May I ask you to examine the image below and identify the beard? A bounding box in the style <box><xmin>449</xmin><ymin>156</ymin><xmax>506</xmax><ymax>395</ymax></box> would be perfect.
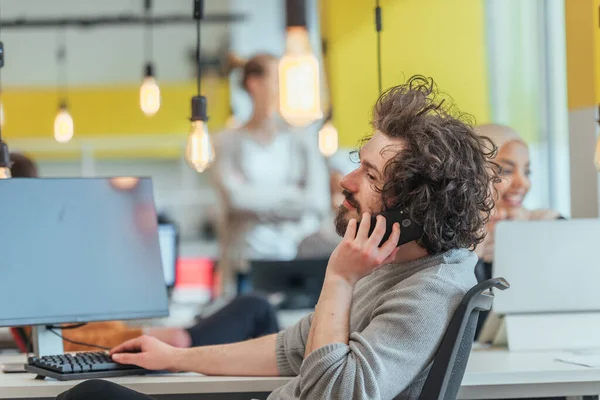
<box><xmin>334</xmin><ymin>205</ymin><xmax>350</xmax><ymax>237</ymax></box>
<box><xmin>334</xmin><ymin>190</ymin><xmax>362</xmax><ymax>237</ymax></box>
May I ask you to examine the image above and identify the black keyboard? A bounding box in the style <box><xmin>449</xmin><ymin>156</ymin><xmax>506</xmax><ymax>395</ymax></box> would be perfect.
<box><xmin>25</xmin><ymin>352</ymin><xmax>158</xmax><ymax>381</ymax></box>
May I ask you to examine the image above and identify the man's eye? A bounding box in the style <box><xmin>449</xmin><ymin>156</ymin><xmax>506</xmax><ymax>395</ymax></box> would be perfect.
<box><xmin>367</xmin><ymin>174</ymin><xmax>376</xmax><ymax>181</ymax></box>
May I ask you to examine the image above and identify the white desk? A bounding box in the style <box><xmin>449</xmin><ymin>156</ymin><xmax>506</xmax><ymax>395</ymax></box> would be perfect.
<box><xmin>2</xmin><ymin>349</ymin><xmax>600</xmax><ymax>399</ymax></box>
<box><xmin>459</xmin><ymin>349</ymin><xmax>600</xmax><ymax>399</ymax></box>
<box><xmin>0</xmin><ymin>354</ymin><xmax>291</xmax><ymax>399</ymax></box>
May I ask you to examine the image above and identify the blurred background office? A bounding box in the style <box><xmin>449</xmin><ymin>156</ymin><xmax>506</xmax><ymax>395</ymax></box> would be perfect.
<box><xmin>3</xmin><ymin>2</ymin><xmax>600</xmax><ymax>397</ymax></box>
<box><xmin>0</xmin><ymin>0</ymin><xmax>599</xmax><ymax>303</ymax></box>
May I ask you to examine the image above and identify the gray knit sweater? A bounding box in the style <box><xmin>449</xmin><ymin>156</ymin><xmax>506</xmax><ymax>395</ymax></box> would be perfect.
<box><xmin>269</xmin><ymin>248</ymin><xmax>477</xmax><ymax>400</ymax></box>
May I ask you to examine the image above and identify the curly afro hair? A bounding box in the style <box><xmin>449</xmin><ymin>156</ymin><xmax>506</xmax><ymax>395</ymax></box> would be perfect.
<box><xmin>370</xmin><ymin>75</ymin><xmax>499</xmax><ymax>254</ymax></box>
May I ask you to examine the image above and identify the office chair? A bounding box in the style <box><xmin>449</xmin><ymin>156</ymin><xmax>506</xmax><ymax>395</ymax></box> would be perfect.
<box><xmin>418</xmin><ymin>277</ymin><xmax>510</xmax><ymax>400</ymax></box>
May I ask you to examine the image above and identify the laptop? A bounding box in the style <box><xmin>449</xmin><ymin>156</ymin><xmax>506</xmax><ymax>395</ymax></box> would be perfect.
<box><xmin>479</xmin><ymin>218</ymin><xmax>600</xmax><ymax>348</ymax></box>
<box><xmin>493</xmin><ymin>218</ymin><xmax>600</xmax><ymax>315</ymax></box>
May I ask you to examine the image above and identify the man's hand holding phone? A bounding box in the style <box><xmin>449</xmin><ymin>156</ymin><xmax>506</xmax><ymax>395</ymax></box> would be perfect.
<box><xmin>304</xmin><ymin>213</ymin><xmax>400</xmax><ymax>357</ymax></box>
<box><xmin>327</xmin><ymin>213</ymin><xmax>401</xmax><ymax>286</ymax></box>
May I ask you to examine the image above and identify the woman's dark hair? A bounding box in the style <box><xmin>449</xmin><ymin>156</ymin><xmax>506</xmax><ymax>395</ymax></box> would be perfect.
<box><xmin>10</xmin><ymin>152</ymin><xmax>38</xmax><ymax>178</ymax></box>
<box><xmin>232</xmin><ymin>53</ymin><xmax>277</xmax><ymax>91</ymax></box>
<box><xmin>370</xmin><ymin>75</ymin><xmax>499</xmax><ymax>254</ymax></box>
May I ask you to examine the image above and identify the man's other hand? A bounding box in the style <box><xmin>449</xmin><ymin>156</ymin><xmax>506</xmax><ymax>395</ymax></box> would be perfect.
<box><xmin>110</xmin><ymin>335</ymin><xmax>182</xmax><ymax>372</ymax></box>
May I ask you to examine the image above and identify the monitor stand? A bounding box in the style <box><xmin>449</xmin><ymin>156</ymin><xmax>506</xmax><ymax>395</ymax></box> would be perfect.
<box><xmin>32</xmin><ymin>326</ymin><xmax>64</xmax><ymax>357</ymax></box>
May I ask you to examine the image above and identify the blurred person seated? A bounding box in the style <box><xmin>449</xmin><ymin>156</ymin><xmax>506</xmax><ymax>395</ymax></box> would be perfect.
<box><xmin>8</xmin><ymin>153</ymin><xmax>279</xmax><ymax>351</ymax></box>
<box><xmin>210</xmin><ymin>53</ymin><xmax>329</xmax><ymax>296</ymax></box>
<box><xmin>58</xmin><ymin>75</ymin><xmax>496</xmax><ymax>400</ymax></box>
<box><xmin>144</xmin><ymin>294</ymin><xmax>279</xmax><ymax>348</ymax></box>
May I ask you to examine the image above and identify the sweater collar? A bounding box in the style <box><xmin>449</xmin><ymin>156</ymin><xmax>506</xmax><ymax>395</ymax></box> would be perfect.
<box><xmin>375</xmin><ymin>248</ymin><xmax>474</xmax><ymax>277</ymax></box>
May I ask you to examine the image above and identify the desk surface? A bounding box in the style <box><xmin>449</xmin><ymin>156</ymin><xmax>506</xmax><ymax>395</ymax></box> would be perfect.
<box><xmin>459</xmin><ymin>348</ymin><xmax>600</xmax><ymax>399</ymax></box>
<box><xmin>2</xmin><ymin>349</ymin><xmax>600</xmax><ymax>399</ymax></box>
<box><xmin>0</xmin><ymin>354</ymin><xmax>291</xmax><ymax>399</ymax></box>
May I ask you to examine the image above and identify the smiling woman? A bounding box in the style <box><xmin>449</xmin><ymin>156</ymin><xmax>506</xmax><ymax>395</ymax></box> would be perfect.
<box><xmin>474</xmin><ymin>123</ymin><xmax>564</xmax><ymax>337</ymax></box>
<box><xmin>475</xmin><ymin>124</ymin><xmax>562</xmax><ymax>264</ymax></box>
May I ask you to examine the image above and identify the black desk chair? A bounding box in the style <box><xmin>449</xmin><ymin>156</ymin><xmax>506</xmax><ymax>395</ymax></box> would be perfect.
<box><xmin>419</xmin><ymin>277</ymin><xmax>510</xmax><ymax>400</ymax></box>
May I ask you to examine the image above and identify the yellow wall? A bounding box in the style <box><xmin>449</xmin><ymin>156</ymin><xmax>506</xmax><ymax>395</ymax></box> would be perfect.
<box><xmin>321</xmin><ymin>0</ymin><xmax>490</xmax><ymax>148</ymax></box>
<box><xmin>1</xmin><ymin>77</ymin><xmax>229</xmax><ymax>159</ymax></box>
<box><xmin>564</xmin><ymin>0</ymin><xmax>599</xmax><ymax>110</ymax></box>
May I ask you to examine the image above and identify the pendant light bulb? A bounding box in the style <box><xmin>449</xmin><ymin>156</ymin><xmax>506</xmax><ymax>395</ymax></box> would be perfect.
<box><xmin>318</xmin><ymin>120</ymin><xmax>338</xmax><ymax>157</ymax></box>
<box><xmin>185</xmin><ymin>120</ymin><xmax>214</xmax><ymax>173</ymax></box>
<box><xmin>140</xmin><ymin>64</ymin><xmax>160</xmax><ymax>116</ymax></box>
<box><xmin>54</xmin><ymin>103</ymin><xmax>74</xmax><ymax>144</ymax></box>
<box><xmin>279</xmin><ymin>26</ymin><xmax>323</xmax><ymax>127</ymax></box>
<box><xmin>187</xmin><ymin>1</ymin><xmax>214</xmax><ymax>173</ymax></box>
<box><xmin>185</xmin><ymin>96</ymin><xmax>215</xmax><ymax>173</ymax></box>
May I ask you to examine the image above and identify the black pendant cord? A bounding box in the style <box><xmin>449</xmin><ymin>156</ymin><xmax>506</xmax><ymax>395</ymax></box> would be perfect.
<box><xmin>190</xmin><ymin>0</ymin><xmax>207</xmax><ymax>123</ymax></box>
<box><xmin>144</xmin><ymin>0</ymin><xmax>153</xmax><ymax>70</ymax></box>
<box><xmin>196</xmin><ymin>12</ymin><xmax>201</xmax><ymax>96</ymax></box>
<box><xmin>57</xmin><ymin>28</ymin><xmax>68</xmax><ymax>107</ymax></box>
<box><xmin>375</xmin><ymin>0</ymin><xmax>382</xmax><ymax>94</ymax></box>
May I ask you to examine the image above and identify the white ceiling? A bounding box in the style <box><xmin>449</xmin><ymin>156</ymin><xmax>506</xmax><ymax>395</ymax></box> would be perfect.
<box><xmin>0</xmin><ymin>0</ymin><xmax>236</xmax><ymax>86</ymax></box>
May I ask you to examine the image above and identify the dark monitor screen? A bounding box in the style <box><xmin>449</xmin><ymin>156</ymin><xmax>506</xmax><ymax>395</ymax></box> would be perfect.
<box><xmin>0</xmin><ymin>177</ymin><xmax>169</xmax><ymax>327</ymax></box>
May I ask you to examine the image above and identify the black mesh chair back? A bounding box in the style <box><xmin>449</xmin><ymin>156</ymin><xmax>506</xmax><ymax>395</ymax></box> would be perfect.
<box><xmin>418</xmin><ymin>277</ymin><xmax>510</xmax><ymax>400</ymax></box>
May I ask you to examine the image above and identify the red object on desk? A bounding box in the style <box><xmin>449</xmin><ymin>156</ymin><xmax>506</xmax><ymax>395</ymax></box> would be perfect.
<box><xmin>9</xmin><ymin>327</ymin><xmax>28</xmax><ymax>353</ymax></box>
<box><xmin>175</xmin><ymin>257</ymin><xmax>214</xmax><ymax>291</ymax></box>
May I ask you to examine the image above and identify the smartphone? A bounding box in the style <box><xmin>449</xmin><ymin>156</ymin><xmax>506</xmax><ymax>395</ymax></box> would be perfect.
<box><xmin>365</xmin><ymin>207</ymin><xmax>424</xmax><ymax>247</ymax></box>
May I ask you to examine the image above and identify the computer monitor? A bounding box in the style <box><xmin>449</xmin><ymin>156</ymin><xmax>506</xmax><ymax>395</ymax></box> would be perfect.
<box><xmin>0</xmin><ymin>177</ymin><xmax>169</xmax><ymax>356</ymax></box>
<box><xmin>494</xmin><ymin>218</ymin><xmax>600</xmax><ymax>314</ymax></box>
<box><xmin>487</xmin><ymin>219</ymin><xmax>600</xmax><ymax>351</ymax></box>
<box><xmin>249</xmin><ymin>259</ymin><xmax>328</xmax><ymax>310</ymax></box>
<box><xmin>158</xmin><ymin>223</ymin><xmax>178</xmax><ymax>291</ymax></box>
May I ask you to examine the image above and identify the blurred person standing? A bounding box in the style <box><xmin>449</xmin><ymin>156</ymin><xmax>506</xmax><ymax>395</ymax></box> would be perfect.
<box><xmin>211</xmin><ymin>54</ymin><xmax>329</xmax><ymax>296</ymax></box>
